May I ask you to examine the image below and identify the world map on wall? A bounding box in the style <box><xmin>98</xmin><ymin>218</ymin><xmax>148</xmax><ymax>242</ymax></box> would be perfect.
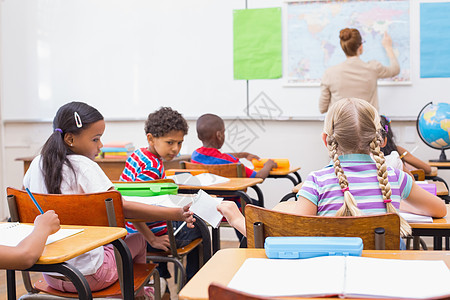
<box><xmin>286</xmin><ymin>0</ymin><xmax>410</xmax><ymax>85</ymax></box>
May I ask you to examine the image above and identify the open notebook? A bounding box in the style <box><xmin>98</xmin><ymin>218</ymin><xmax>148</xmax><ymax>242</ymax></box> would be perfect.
<box><xmin>168</xmin><ymin>173</ymin><xmax>230</xmax><ymax>186</ymax></box>
<box><xmin>228</xmin><ymin>256</ymin><xmax>450</xmax><ymax>299</ymax></box>
<box><xmin>0</xmin><ymin>223</ymin><xmax>84</xmax><ymax>247</ymax></box>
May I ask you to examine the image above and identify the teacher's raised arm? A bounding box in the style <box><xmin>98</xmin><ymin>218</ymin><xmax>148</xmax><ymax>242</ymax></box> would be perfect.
<box><xmin>319</xmin><ymin>28</ymin><xmax>400</xmax><ymax>114</ymax></box>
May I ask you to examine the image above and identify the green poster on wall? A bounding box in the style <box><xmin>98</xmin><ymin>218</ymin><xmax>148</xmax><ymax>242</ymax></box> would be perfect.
<box><xmin>233</xmin><ymin>7</ymin><xmax>282</xmax><ymax>80</ymax></box>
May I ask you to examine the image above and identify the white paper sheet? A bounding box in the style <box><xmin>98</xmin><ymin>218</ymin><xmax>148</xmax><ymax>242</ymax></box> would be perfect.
<box><xmin>168</xmin><ymin>173</ymin><xmax>230</xmax><ymax>186</ymax></box>
<box><xmin>0</xmin><ymin>223</ymin><xmax>83</xmax><ymax>247</ymax></box>
<box><xmin>189</xmin><ymin>190</ymin><xmax>224</xmax><ymax>228</ymax></box>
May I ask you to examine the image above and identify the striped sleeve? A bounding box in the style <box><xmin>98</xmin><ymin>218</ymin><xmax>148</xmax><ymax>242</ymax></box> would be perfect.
<box><xmin>394</xmin><ymin>168</ymin><xmax>413</xmax><ymax>199</ymax></box>
<box><xmin>136</xmin><ymin>167</ymin><xmax>162</xmax><ymax>181</ymax></box>
<box><xmin>297</xmin><ymin>172</ymin><xmax>320</xmax><ymax>206</ymax></box>
<box><xmin>245</xmin><ymin>167</ymin><xmax>257</xmax><ymax>178</ymax></box>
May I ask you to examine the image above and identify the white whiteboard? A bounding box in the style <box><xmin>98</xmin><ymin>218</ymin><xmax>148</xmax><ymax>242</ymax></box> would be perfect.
<box><xmin>2</xmin><ymin>0</ymin><xmax>450</xmax><ymax>121</ymax></box>
<box><xmin>1</xmin><ymin>0</ymin><xmax>246</xmax><ymax>121</ymax></box>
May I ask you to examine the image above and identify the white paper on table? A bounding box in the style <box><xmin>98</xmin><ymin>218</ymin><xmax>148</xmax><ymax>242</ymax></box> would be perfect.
<box><xmin>0</xmin><ymin>223</ymin><xmax>83</xmax><ymax>247</ymax></box>
<box><xmin>399</xmin><ymin>211</ymin><xmax>433</xmax><ymax>223</ymax></box>
<box><xmin>168</xmin><ymin>173</ymin><xmax>230</xmax><ymax>186</ymax></box>
<box><xmin>189</xmin><ymin>190</ymin><xmax>223</xmax><ymax>228</ymax></box>
<box><xmin>122</xmin><ymin>194</ymin><xmax>195</xmax><ymax>208</ymax></box>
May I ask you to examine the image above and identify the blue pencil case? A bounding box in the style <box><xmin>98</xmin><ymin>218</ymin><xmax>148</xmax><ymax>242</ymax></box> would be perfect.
<box><xmin>264</xmin><ymin>236</ymin><xmax>363</xmax><ymax>259</ymax></box>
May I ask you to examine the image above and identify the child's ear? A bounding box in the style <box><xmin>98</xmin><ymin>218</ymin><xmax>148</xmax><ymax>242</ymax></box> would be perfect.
<box><xmin>321</xmin><ymin>133</ymin><xmax>328</xmax><ymax>148</ymax></box>
<box><xmin>216</xmin><ymin>130</ymin><xmax>223</xmax><ymax>140</ymax></box>
<box><xmin>146</xmin><ymin>133</ymin><xmax>155</xmax><ymax>146</ymax></box>
<box><xmin>381</xmin><ymin>137</ymin><xmax>387</xmax><ymax>148</ymax></box>
<box><xmin>64</xmin><ymin>133</ymin><xmax>74</xmax><ymax>147</ymax></box>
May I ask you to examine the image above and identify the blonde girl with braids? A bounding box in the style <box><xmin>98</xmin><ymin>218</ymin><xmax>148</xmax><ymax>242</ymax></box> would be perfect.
<box><xmin>296</xmin><ymin>98</ymin><xmax>446</xmax><ymax>238</ymax></box>
<box><xmin>217</xmin><ymin>98</ymin><xmax>446</xmax><ymax>240</ymax></box>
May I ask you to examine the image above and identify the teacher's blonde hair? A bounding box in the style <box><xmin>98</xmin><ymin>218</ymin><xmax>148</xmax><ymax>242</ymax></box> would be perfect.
<box><xmin>323</xmin><ymin>98</ymin><xmax>411</xmax><ymax>237</ymax></box>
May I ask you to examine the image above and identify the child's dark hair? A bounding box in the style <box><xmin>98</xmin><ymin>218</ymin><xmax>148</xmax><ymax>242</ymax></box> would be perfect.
<box><xmin>144</xmin><ymin>107</ymin><xmax>188</xmax><ymax>137</ymax></box>
<box><xmin>41</xmin><ymin>102</ymin><xmax>104</xmax><ymax>194</ymax></box>
<box><xmin>380</xmin><ymin>115</ymin><xmax>398</xmax><ymax>156</ymax></box>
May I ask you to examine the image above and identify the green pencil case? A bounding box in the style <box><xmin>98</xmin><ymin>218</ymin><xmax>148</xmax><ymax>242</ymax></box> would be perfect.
<box><xmin>114</xmin><ymin>182</ymin><xmax>178</xmax><ymax>197</ymax></box>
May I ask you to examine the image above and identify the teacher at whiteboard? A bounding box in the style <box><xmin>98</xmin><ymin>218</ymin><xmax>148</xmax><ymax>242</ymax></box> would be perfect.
<box><xmin>319</xmin><ymin>28</ymin><xmax>399</xmax><ymax>113</ymax></box>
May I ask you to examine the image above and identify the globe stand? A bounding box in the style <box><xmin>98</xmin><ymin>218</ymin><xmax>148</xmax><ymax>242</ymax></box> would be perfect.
<box><xmin>429</xmin><ymin>149</ymin><xmax>449</xmax><ymax>162</ymax></box>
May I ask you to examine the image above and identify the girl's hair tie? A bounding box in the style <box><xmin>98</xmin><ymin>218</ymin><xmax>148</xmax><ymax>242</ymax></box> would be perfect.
<box><xmin>54</xmin><ymin>128</ymin><xmax>63</xmax><ymax>134</ymax></box>
<box><xmin>341</xmin><ymin>187</ymin><xmax>349</xmax><ymax>193</ymax></box>
<box><xmin>384</xmin><ymin>125</ymin><xmax>389</xmax><ymax>133</ymax></box>
<box><xmin>383</xmin><ymin>199</ymin><xmax>392</xmax><ymax>203</ymax></box>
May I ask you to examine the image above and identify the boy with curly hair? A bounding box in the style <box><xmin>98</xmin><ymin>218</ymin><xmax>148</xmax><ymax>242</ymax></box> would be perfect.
<box><xmin>120</xmin><ymin>107</ymin><xmax>201</xmax><ymax>285</ymax></box>
<box><xmin>121</xmin><ymin>107</ymin><xmax>188</xmax><ymax>181</ymax></box>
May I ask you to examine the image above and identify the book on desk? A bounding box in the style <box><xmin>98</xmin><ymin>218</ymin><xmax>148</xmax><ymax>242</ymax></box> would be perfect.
<box><xmin>228</xmin><ymin>256</ymin><xmax>450</xmax><ymax>299</ymax></box>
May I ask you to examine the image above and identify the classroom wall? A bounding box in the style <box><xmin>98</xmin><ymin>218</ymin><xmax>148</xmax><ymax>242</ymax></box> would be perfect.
<box><xmin>3</xmin><ymin>0</ymin><xmax>450</xmax><ymax>121</ymax></box>
<box><xmin>1</xmin><ymin>119</ymin><xmax>448</xmax><ymax>225</ymax></box>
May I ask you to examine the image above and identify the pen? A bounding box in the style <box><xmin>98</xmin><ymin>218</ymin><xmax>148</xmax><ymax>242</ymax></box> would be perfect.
<box><xmin>399</xmin><ymin>151</ymin><xmax>408</xmax><ymax>159</ymax></box>
<box><xmin>399</xmin><ymin>146</ymin><xmax>419</xmax><ymax>159</ymax></box>
<box><xmin>174</xmin><ymin>222</ymin><xmax>186</xmax><ymax>236</ymax></box>
<box><xmin>25</xmin><ymin>188</ymin><xmax>44</xmax><ymax>214</ymax></box>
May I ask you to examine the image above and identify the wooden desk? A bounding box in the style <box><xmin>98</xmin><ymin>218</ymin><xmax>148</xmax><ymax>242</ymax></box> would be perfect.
<box><xmin>7</xmin><ymin>225</ymin><xmax>130</xmax><ymax>300</ymax></box>
<box><xmin>178</xmin><ymin>178</ymin><xmax>263</xmax><ymax>253</ymax></box>
<box><xmin>410</xmin><ymin>204</ymin><xmax>450</xmax><ymax>250</ymax></box>
<box><xmin>178</xmin><ymin>178</ymin><xmax>264</xmax><ymax>206</ymax></box>
<box><xmin>432</xmin><ymin>180</ymin><xmax>449</xmax><ymax>196</ymax></box>
<box><xmin>267</xmin><ymin>166</ymin><xmax>302</xmax><ymax>186</ymax></box>
<box><xmin>16</xmin><ymin>154</ymin><xmax>191</xmax><ymax>181</ymax></box>
<box><xmin>426</xmin><ymin>166</ymin><xmax>439</xmax><ymax>177</ymax></box>
<box><xmin>179</xmin><ymin>248</ymin><xmax>450</xmax><ymax>300</ymax></box>
<box><xmin>429</xmin><ymin>161</ymin><xmax>450</xmax><ymax>170</ymax></box>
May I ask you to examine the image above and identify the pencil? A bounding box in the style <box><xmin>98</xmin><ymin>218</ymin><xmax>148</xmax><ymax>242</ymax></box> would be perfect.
<box><xmin>25</xmin><ymin>188</ymin><xmax>44</xmax><ymax>214</ymax></box>
<box><xmin>174</xmin><ymin>222</ymin><xmax>186</xmax><ymax>236</ymax></box>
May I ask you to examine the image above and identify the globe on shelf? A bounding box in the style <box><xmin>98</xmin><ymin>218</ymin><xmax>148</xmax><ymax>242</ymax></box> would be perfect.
<box><xmin>416</xmin><ymin>102</ymin><xmax>450</xmax><ymax>162</ymax></box>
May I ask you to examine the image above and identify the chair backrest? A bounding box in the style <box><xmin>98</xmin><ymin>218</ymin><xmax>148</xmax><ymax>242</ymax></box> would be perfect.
<box><xmin>7</xmin><ymin>187</ymin><xmax>125</xmax><ymax>228</ymax></box>
<box><xmin>410</xmin><ymin>169</ymin><xmax>425</xmax><ymax>181</ymax></box>
<box><xmin>180</xmin><ymin>161</ymin><xmax>245</xmax><ymax>178</ymax></box>
<box><xmin>245</xmin><ymin>205</ymin><xmax>401</xmax><ymax>250</ymax></box>
<box><xmin>208</xmin><ymin>283</ymin><xmax>267</xmax><ymax>300</ymax></box>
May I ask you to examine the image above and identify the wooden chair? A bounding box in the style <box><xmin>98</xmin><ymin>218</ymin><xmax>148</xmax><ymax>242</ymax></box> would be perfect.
<box><xmin>180</xmin><ymin>161</ymin><xmax>245</xmax><ymax>178</ymax></box>
<box><xmin>208</xmin><ymin>282</ymin><xmax>268</xmax><ymax>300</ymax></box>
<box><xmin>146</xmin><ymin>217</ymin><xmax>211</xmax><ymax>293</ymax></box>
<box><xmin>112</xmin><ymin>180</ymin><xmax>212</xmax><ymax>293</ymax></box>
<box><xmin>245</xmin><ymin>205</ymin><xmax>401</xmax><ymax>250</ymax></box>
<box><xmin>7</xmin><ymin>187</ymin><xmax>159</xmax><ymax>299</ymax></box>
<box><xmin>411</xmin><ymin>169</ymin><xmax>426</xmax><ymax>181</ymax></box>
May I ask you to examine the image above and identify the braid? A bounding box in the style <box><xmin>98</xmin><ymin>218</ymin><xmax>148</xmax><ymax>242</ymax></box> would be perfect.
<box><xmin>329</xmin><ymin>138</ymin><xmax>362</xmax><ymax>217</ymax></box>
<box><xmin>370</xmin><ymin>136</ymin><xmax>411</xmax><ymax>237</ymax></box>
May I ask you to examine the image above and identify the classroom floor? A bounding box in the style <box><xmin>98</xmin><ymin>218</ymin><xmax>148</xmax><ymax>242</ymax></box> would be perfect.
<box><xmin>0</xmin><ymin>240</ymin><xmax>240</xmax><ymax>300</ymax></box>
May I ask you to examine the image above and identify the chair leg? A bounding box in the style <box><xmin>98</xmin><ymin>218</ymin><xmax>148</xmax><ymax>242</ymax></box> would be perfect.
<box><xmin>405</xmin><ymin>236</ymin><xmax>411</xmax><ymax>250</ymax></box>
<box><xmin>419</xmin><ymin>238</ymin><xmax>428</xmax><ymax>250</ymax></box>
<box><xmin>148</xmin><ymin>268</ymin><xmax>161</xmax><ymax>300</ymax></box>
<box><xmin>21</xmin><ymin>271</ymin><xmax>40</xmax><ymax>294</ymax></box>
